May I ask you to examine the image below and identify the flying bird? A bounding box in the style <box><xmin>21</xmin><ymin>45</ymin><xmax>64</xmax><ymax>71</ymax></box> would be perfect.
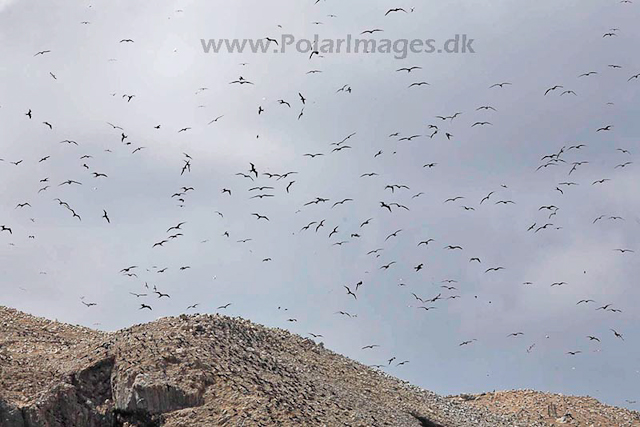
<box><xmin>550</xmin><ymin>282</ymin><xmax>567</xmax><ymax>287</ymax></box>
<box><xmin>385</xmin><ymin>8</ymin><xmax>407</xmax><ymax>15</ymax></box>
<box><xmin>332</xmin><ymin>198</ymin><xmax>353</xmax><ymax>208</ymax></box>
<box><xmin>396</xmin><ymin>66</ymin><xmax>421</xmax><ymax>72</ymax></box>
<box><xmin>380</xmin><ymin>261</ymin><xmax>397</xmax><ymax>270</ymax></box>
<box><xmin>167</xmin><ymin>222</ymin><xmax>186</xmax><ymax>232</ymax></box>
<box><xmin>610</xmin><ymin>329</ymin><xmax>624</xmax><ymax>341</ymax></box>
<box><xmin>344</xmin><ymin>286</ymin><xmax>357</xmax><ymax>300</ymax></box>
<box><xmin>444</xmin><ymin>196</ymin><xmax>464</xmax><ymax>203</ymax></box>
<box><xmin>544</xmin><ymin>85</ymin><xmax>563</xmax><ymax>95</ymax></box>
<box><xmin>592</xmin><ymin>179</ymin><xmax>610</xmax><ymax>185</ymax></box>
<box><xmin>385</xmin><ymin>230</ymin><xmax>402</xmax><ymax>241</ymax></box>
<box><xmin>614</xmin><ymin>248</ymin><xmax>635</xmax><ymax>253</ymax></box>
<box><xmin>129</xmin><ymin>292</ymin><xmax>147</xmax><ymax>298</ymax></box>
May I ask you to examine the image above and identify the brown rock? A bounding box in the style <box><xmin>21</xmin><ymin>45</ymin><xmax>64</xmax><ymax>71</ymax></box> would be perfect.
<box><xmin>2</xmin><ymin>306</ymin><xmax>638</xmax><ymax>427</ymax></box>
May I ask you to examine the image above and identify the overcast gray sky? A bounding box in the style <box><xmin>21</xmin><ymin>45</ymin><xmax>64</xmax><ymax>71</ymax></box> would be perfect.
<box><xmin>1</xmin><ymin>0</ymin><xmax>639</xmax><ymax>411</ymax></box>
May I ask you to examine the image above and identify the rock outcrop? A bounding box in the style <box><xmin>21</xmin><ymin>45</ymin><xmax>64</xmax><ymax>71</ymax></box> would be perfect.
<box><xmin>1</xmin><ymin>306</ymin><xmax>638</xmax><ymax>426</ymax></box>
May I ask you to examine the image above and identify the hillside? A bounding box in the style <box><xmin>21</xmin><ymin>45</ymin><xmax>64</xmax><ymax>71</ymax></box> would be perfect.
<box><xmin>0</xmin><ymin>306</ymin><xmax>638</xmax><ymax>427</ymax></box>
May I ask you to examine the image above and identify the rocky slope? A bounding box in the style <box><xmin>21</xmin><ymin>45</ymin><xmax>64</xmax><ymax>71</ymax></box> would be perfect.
<box><xmin>451</xmin><ymin>390</ymin><xmax>640</xmax><ymax>426</ymax></box>
<box><xmin>0</xmin><ymin>306</ymin><xmax>638</xmax><ymax>427</ymax></box>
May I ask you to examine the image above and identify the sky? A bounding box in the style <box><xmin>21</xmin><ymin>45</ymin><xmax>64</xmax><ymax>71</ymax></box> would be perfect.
<box><xmin>1</xmin><ymin>0</ymin><xmax>639</xmax><ymax>411</ymax></box>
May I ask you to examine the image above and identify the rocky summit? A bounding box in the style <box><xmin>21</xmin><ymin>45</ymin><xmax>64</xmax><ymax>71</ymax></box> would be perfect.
<box><xmin>0</xmin><ymin>306</ymin><xmax>638</xmax><ymax>427</ymax></box>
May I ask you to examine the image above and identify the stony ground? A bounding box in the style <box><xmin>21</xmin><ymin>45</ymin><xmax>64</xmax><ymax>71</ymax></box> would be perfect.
<box><xmin>0</xmin><ymin>306</ymin><xmax>638</xmax><ymax>426</ymax></box>
<box><xmin>449</xmin><ymin>390</ymin><xmax>640</xmax><ymax>426</ymax></box>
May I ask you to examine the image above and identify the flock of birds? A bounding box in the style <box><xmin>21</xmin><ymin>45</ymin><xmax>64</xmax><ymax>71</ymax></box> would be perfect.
<box><xmin>1</xmin><ymin>0</ymin><xmax>638</xmax><ymax>406</ymax></box>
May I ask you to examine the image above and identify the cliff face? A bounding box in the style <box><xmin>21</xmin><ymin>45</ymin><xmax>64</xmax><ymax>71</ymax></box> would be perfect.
<box><xmin>1</xmin><ymin>307</ymin><xmax>638</xmax><ymax>427</ymax></box>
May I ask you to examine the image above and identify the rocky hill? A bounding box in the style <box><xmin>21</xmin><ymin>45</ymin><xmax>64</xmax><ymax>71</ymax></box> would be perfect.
<box><xmin>0</xmin><ymin>306</ymin><xmax>638</xmax><ymax>427</ymax></box>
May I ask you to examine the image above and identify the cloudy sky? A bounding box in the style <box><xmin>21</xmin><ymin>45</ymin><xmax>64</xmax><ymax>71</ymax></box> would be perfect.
<box><xmin>1</xmin><ymin>0</ymin><xmax>639</xmax><ymax>410</ymax></box>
